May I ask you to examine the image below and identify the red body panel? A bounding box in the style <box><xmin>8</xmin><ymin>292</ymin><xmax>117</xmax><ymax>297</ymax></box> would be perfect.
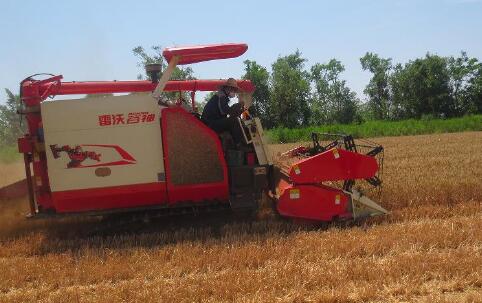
<box><xmin>289</xmin><ymin>148</ymin><xmax>378</xmax><ymax>184</ymax></box>
<box><xmin>277</xmin><ymin>185</ymin><xmax>352</xmax><ymax>221</ymax></box>
<box><xmin>51</xmin><ymin>182</ymin><xmax>168</xmax><ymax>213</ymax></box>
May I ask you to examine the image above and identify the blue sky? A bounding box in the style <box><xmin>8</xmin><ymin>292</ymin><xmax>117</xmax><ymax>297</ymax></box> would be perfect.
<box><xmin>1</xmin><ymin>0</ymin><xmax>481</xmax><ymax>104</ymax></box>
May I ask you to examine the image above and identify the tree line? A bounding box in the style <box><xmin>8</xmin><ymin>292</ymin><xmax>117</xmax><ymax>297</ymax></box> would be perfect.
<box><xmin>243</xmin><ymin>51</ymin><xmax>482</xmax><ymax>129</ymax></box>
<box><xmin>2</xmin><ymin>47</ymin><xmax>481</xmax><ymax>145</ymax></box>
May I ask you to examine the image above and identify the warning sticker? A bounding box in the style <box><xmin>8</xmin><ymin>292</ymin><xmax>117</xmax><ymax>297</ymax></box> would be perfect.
<box><xmin>333</xmin><ymin>149</ymin><xmax>340</xmax><ymax>159</ymax></box>
<box><xmin>335</xmin><ymin>194</ymin><xmax>341</xmax><ymax>205</ymax></box>
<box><xmin>290</xmin><ymin>189</ymin><xmax>300</xmax><ymax>199</ymax></box>
<box><xmin>293</xmin><ymin>165</ymin><xmax>301</xmax><ymax>175</ymax></box>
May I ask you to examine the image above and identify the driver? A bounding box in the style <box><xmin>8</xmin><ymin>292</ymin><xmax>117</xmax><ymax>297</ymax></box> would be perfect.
<box><xmin>201</xmin><ymin>78</ymin><xmax>245</xmax><ymax>144</ymax></box>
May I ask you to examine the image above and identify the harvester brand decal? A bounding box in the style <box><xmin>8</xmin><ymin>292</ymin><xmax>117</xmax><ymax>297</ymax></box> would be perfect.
<box><xmin>335</xmin><ymin>194</ymin><xmax>341</xmax><ymax>205</ymax></box>
<box><xmin>293</xmin><ymin>165</ymin><xmax>301</xmax><ymax>175</ymax></box>
<box><xmin>289</xmin><ymin>188</ymin><xmax>300</xmax><ymax>200</ymax></box>
<box><xmin>50</xmin><ymin>144</ymin><xmax>136</xmax><ymax>168</ymax></box>
<box><xmin>98</xmin><ymin>112</ymin><xmax>156</xmax><ymax>127</ymax></box>
<box><xmin>332</xmin><ymin>148</ymin><xmax>340</xmax><ymax>159</ymax></box>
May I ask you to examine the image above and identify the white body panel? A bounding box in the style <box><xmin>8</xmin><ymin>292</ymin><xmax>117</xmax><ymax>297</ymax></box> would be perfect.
<box><xmin>41</xmin><ymin>94</ymin><xmax>164</xmax><ymax>192</ymax></box>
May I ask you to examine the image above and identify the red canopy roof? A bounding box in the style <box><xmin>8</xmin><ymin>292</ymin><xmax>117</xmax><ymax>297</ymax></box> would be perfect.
<box><xmin>163</xmin><ymin>43</ymin><xmax>248</xmax><ymax>65</ymax></box>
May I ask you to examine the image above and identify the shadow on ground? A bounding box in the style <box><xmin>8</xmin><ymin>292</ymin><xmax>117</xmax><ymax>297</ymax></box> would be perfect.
<box><xmin>0</xmin><ymin>196</ymin><xmax>375</xmax><ymax>256</ymax></box>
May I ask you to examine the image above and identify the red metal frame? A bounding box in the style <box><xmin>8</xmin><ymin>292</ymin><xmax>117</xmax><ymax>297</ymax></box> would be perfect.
<box><xmin>21</xmin><ymin>78</ymin><xmax>254</xmax><ymax>105</ymax></box>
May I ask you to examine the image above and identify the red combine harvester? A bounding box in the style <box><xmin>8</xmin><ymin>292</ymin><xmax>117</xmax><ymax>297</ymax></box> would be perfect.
<box><xmin>16</xmin><ymin>43</ymin><xmax>388</xmax><ymax>222</ymax></box>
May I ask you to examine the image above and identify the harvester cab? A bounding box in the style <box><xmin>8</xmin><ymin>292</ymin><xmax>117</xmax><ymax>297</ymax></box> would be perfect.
<box><xmin>16</xmin><ymin>43</ymin><xmax>387</xmax><ymax>223</ymax></box>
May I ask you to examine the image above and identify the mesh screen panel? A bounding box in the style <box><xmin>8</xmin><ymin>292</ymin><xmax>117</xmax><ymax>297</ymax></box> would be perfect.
<box><xmin>164</xmin><ymin>110</ymin><xmax>224</xmax><ymax>185</ymax></box>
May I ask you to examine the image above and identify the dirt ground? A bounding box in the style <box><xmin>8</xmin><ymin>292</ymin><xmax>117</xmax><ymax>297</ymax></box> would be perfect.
<box><xmin>0</xmin><ymin>132</ymin><xmax>481</xmax><ymax>303</ymax></box>
<box><xmin>0</xmin><ymin>162</ymin><xmax>25</xmax><ymax>188</ymax></box>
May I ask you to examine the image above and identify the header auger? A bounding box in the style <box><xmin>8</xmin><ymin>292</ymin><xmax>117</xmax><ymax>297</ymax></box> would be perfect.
<box><xmin>14</xmin><ymin>43</ymin><xmax>387</xmax><ymax>224</ymax></box>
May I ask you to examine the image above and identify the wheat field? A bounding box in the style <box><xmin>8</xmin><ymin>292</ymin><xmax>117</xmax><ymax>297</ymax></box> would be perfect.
<box><xmin>0</xmin><ymin>132</ymin><xmax>481</xmax><ymax>303</ymax></box>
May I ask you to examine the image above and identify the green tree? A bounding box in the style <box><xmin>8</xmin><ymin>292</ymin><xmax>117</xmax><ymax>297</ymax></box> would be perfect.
<box><xmin>310</xmin><ymin>59</ymin><xmax>359</xmax><ymax>124</ymax></box>
<box><xmin>447</xmin><ymin>52</ymin><xmax>480</xmax><ymax>114</ymax></box>
<box><xmin>0</xmin><ymin>89</ymin><xmax>25</xmax><ymax>145</ymax></box>
<box><xmin>390</xmin><ymin>54</ymin><xmax>454</xmax><ymax>119</ymax></box>
<box><xmin>360</xmin><ymin>53</ymin><xmax>392</xmax><ymax>120</ymax></box>
<box><xmin>241</xmin><ymin>60</ymin><xmax>271</xmax><ymax>127</ymax></box>
<box><xmin>269</xmin><ymin>50</ymin><xmax>311</xmax><ymax>128</ymax></box>
<box><xmin>465</xmin><ymin>63</ymin><xmax>482</xmax><ymax>113</ymax></box>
